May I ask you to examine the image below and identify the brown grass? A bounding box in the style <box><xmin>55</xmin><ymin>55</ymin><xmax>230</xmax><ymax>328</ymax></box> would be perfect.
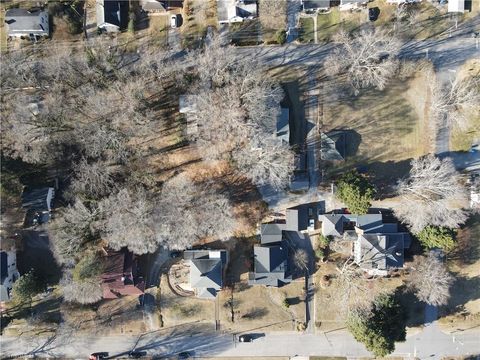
<box><xmin>218</xmin><ymin>283</ymin><xmax>296</xmax><ymax>332</ymax></box>
<box><xmin>321</xmin><ymin>66</ymin><xmax>431</xmax><ymax>183</ymax></box>
<box><xmin>439</xmin><ymin>215</ymin><xmax>480</xmax><ymax>332</ymax></box>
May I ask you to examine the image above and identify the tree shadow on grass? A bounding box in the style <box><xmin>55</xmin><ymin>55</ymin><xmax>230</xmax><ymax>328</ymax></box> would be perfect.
<box><xmin>394</xmin><ymin>286</ymin><xmax>425</xmax><ymax>328</ymax></box>
<box><xmin>441</xmin><ymin>274</ymin><xmax>480</xmax><ymax>317</ymax></box>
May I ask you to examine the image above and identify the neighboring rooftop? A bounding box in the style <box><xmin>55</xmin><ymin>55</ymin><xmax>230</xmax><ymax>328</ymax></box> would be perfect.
<box><xmin>96</xmin><ymin>0</ymin><xmax>129</xmax><ymax>32</ymax></box>
<box><xmin>250</xmin><ymin>242</ymin><xmax>291</xmax><ymax>287</ymax></box>
<box><xmin>4</xmin><ymin>8</ymin><xmax>49</xmax><ymax>38</ymax></box>
<box><xmin>302</xmin><ymin>0</ymin><xmax>331</xmax><ymax>11</ymax></box>
<box><xmin>101</xmin><ymin>248</ymin><xmax>145</xmax><ymax>299</ymax></box>
<box><xmin>321</xmin><ymin>131</ymin><xmax>346</xmax><ymax>162</ymax></box>
<box><xmin>217</xmin><ymin>0</ymin><xmax>258</xmax><ymax>24</ymax></box>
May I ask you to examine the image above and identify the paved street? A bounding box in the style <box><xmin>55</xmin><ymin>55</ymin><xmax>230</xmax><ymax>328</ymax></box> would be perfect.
<box><xmin>1</xmin><ymin>323</ymin><xmax>479</xmax><ymax>359</ymax></box>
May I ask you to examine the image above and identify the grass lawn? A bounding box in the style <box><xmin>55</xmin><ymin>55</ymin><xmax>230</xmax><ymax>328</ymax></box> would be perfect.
<box><xmin>298</xmin><ymin>17</ymin><xmax>314</xmax><ymax>43</ymax></box>
<box><xmin>218</xmin><ymin>283</ymin><xmax>295</xmax><ymax>332</ymax></box>
<box><xmin>181</xmin><ymin>0</ymin><xmax>217</xmax><ymax>48</ymax></box>
<box><xmin>146</xmin><ymin>14</ymin><xmax>168</xmax><ymax>47</ymax></box>
<box><xmin>229</xmin><ymin>19</ymin><xmax>262</xmax><ymax>46</ymax></box>
<box><xmin>321</xmin><ymin>67</ymin><xmax>431</xmax><ymax>185</ymax></box>
<box><xmin>316</xmin><ymin>9</ymin><xmax>364</xmax><ymax>42</ymax></box>
<box><xmin>0</xmin><ymin>7</ymin><xmax>6</xmax><ymax>52</ymax></box>
<box><xmin>160</xmin><ymin>274</ymin><xmax>215</xmax><ymax>326</ymax></box>
<box><xmin>450</xmin><ymin>59</ymin><xmax>480</xmax><ymax>151</ymax></box>
<box><xmin>439</xmin><ymin>215</ymin><xmax>480</xmax><ymax>332</ymax></box>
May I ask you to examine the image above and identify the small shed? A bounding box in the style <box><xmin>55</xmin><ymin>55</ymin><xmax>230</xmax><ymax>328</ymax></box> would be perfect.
<box><xmin>448</xmin><ymin>0</ymin><xmax>465</xmax><ymax>13</ymax></box>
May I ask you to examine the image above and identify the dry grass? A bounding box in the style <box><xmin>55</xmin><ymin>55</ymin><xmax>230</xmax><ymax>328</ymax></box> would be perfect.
<box><xmin>450</xmin><ymin>59</ymin><xmax>480</xmax><ymax>151</ymax></box>
<box><xmin>160</xmin><ymin>274</ymin><xmax>215</xmax><ymax>326</ymax></box>
<box><xmin>321</xmin><ymin>66</ymin><xmax>431</xmax><ymax>183</ymax></box>
<box><xmin>218</xmin><ymin>283</ymin><xmax>296</xmax><ymax>332</ymax></box>
<box><xmin>182</xmin><ymin>0</ymin><xmax>217</xmax><ymax>48</ymax></box>
<box><xmin>439</xmin><ymin>215</ymin><xmax>480</xmax><ymax>332</ymax></box>
<box><xmin>313</xmin><ymin>261</ymin><xmax>405</xmax><ymax>331</ymax></box>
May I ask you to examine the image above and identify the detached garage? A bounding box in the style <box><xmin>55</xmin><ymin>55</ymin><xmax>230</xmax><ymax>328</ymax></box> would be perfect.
<box><xmin>448</xmin><ymin>0</ymin><xmax>465</xmax><ymax>13</ymax></box>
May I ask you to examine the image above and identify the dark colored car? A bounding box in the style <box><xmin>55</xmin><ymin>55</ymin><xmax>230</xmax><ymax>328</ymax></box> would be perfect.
<box><xmin>89</xmin><ymin>352</ymin><xmax>109</xmax><ymax>360</ymax></box>
<box><xmin>129</xmin><ymin>351</ymin><xmax>147</xmax><ymax>358</ymax></box>
<box><xmin>368</xmin><ymin>7</ymin><xmax>380</xmax><ymax>21</ymax></box>
<box><xmin>178</xmin><ymin>351</ymin><xmax>193</xmax><ymax>359</ymax></box>
<box><xmin>170</xmin><ymin>250</ymin><xmax>182</xmax><ymax>258</ymax></box>
<box><xmin>238</xmin><ymin>334</ymin><xmax>253</xmax><ymax>342</ymax></box>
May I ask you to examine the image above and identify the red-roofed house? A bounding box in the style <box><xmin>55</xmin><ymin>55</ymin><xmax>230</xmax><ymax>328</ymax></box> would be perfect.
<box><xmin>101</xmin><ymin>248</ymin><xmax>145</xmax><ymax>299</ymax></box>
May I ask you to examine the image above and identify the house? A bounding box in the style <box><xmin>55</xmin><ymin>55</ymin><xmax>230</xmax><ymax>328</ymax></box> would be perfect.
<box><xmin>319</xmin><ymin>211</ymin><xmax>411</xmax><ymax>275</ymax></box>
<box><xmin>276</xmin><ymin>107</ymin><xmax>290</xmax><ymax>144</ymax></box>
<box><xmin>140</xmin><ymin>0</ymin><xmax>183</xmax><ymax>12</ymax></box>
<box><xmin>4</xmin><ymin>8</ymin><xmax>49</xmax><ymax>40</ymax></box>
<box><xmin>96</xmin><ymin>0</ymin><xmax>129</xmax><ymax>32</ymax></box>
<box><xmin>302</xmin><ymin>0</ymin><xmax>331</xmax><ymax>11</ymax></box>
<box><xmin>184</xmin><ymin>249</ymin><xmax>228</xmax><ymax>299</ymax></box>
<box><xmin>469</xmin><ymin>174</ymin><xmax>480</xmax><ymax>209</ymax></box>
<box><xmin>386</xmin><ymin>0</ymin><xmax>422</xmax><ymax>4</ymax></box>
<box><xmin>339</xmin><ymin>0</ymin><xmax>368</xmax><ymax>11</ymax></box>
<box><xmin>320</xmin><ymin>131</ymin><xmax>346</xmax><ymax>162</ymax></box>
<box><xmin>285</xmin><ymin>203</ymin><xmax>321</xmax><ymax>232</ymax></box>
<box><xmin>101</xmin><ymin>248</ymin><xmax>145</xmax><ymax>299</ymax></box>
<box><xmin>448</xmin><ymin>0</ymin><xmax>465</xmax><ymax>13</ymax></box>
<box><xmin>0</xmin><ymin>249</ymin><xmax>20</xmax><ymax>305</ymax></box>
<box><xmin>21</xmin><ymin>187</ymin><xmax>55</xmax><ymax>226</ymax></box>
<box><xmin>250</xmin><ymin>203</ymin><xmax>322</xmax><ymax>287</ymax></box>
<box><xmin>217</xmin><ymin>0</ymin><xmax>258</xmax><ymax>24</ymax></box>
<box><xmin>179</xmin><ymin>95</ymin><xmax>199</xmax><ymax>137</ymax></box>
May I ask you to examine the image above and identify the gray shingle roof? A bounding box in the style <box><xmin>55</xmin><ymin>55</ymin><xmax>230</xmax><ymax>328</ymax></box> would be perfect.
<box><xmin>321</xmin><ymin>131</ymin><xmax>346</xmax><ymax>162</ymax></box>
<box><xmin>303</xmin><ymin>0</ymin><xmax>331</xmax><ymax>10</ymax></box>
<box><xmin>251</xmin><ymin>243</ymin><xmax>291</xmax><ymax>287</ymax></box>
<box><xmin>190</xmin><ymin>258</ymin><xmax>223</xmax><ymax>289</ymax></box>
<box><xmin>356</xmin><ymin>233</ymin><xmax>406</xmax><ymax>271</ymax></box>
<box><xmin>260</xmin><ymin>223</ymin><xmax>286</xmax><ymax>244</ymax></box>
<box><xmin>5</xmin><ymin>9</ymin><xmax>49</xmax><ymax>37</ymax></box>
<box><xmin>21</xmin><ymin>187</ymin><xmax>54</xmax><ymax>212</ymax></box>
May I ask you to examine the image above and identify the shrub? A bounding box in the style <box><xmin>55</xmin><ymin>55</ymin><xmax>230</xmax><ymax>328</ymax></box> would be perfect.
<box><xmin>283</xmin><ymin>298</ymin><xmax>290</xmax><ymax>308</ymax></box>
<box><xmin>336</xmin><ymin>171</ymin><xmax>375</xmax><ymax>215</ymax></box>
<box><xmin>417</xmin><ymin>226</ymin><xmax>456</xmax><ymax>251</ymax></box>
<box><xmin>315</xmin><ymin>248</ymin><xmax>325</xmax><ymax>260</ymax></box>
<box><xmin>347</xmin><ymin>293</ymin><xmax>406</xmax><ymax>357</ymax></box>
<box><xmin>72</xmin><ymin>252</ymin><xmax>103</xmax><ymax>282</ymax></box>
<box><xmin>276</xmin><ymin>29</ymin><xmax>287</xmax><ymax>44</ymax></box>
<box><xmin>318</xmin><ymin>234</ymin><xmax>332</xmax><ymax>248</ymax></box>
<box><xmin>12</xmin><ymin>271</ymin><xmax>42</xmax><ymax>304</ymax></box>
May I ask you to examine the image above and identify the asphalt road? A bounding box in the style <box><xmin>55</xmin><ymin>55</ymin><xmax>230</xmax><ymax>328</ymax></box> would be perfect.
<box><xmin>1</xmin><ymin>322</ymin><xmax>479</xmax><ymax>359</ymax></box>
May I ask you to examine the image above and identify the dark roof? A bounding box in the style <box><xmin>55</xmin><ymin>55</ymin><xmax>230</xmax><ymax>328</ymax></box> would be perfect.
<box><xmin>303</xmin><ymin>0</ymin><xmax>331</xmax><ymax>10</ymax></box>
<box><xmin>0</xmin><ymin>252</ymin><xmax>8</xmax><ymax>284</ymax></box>
<box><xmin>251</xmin><ymin>242</ymin><xmax>291</xmax><ymax>287</ymax></box>
<box><xmin>21</xmin><ymin>187</ymin><xmax>54</xmax><ymax>212</ymax></box>
<box><xmin>98</xmin><ymin>0</ymin><xmax>128</xmax><ymax>28</ymax></box>
<box><xmin>260</xmin><ymin>223</ymin><xmax>286</xmax><ymax>244</ymax></box>
<box><xmin>358</xmin><ymin>234</ymin><xmax>406</xmax><ymax>271</ymax></box>
<box><xmin>276</xmin><ymin>107</ymin><xmax>290</xmax><ymax>144</ymax></box>
<box><xmin>101</xmin><ymin>248</ymin><xmax>144</xmax><ymax>299</ymax></box>
<box><xmin>321</xmin><ymin>131</ymin><xmax>346</xmax><ymax>162</ymax></box>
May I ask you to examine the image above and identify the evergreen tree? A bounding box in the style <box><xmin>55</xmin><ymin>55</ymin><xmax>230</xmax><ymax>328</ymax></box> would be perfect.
<box><xmin>336</xmin><ymin>171</ymin><xmax>375</xmax><ymax>214</ymax></box>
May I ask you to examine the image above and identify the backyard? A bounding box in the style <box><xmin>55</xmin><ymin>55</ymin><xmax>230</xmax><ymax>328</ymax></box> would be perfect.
<box><xmin>320</xmin><ymin>63</ymin><xmax>432</xmax><ymax>186</ymax></box>
<box><xmin>439</xmin><ymin>215</ymin><xmax>480</xmax><ymax>332</ymax></box>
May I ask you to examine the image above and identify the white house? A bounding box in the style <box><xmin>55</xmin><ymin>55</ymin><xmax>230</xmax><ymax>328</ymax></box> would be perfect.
<box><xmin>448</xmin><ymin>0</ymin><xmax>465</xmax><ymax>13</ymax></box>
<box><xmin>0</xmin><ymin>250</ymin><xmax>20</xmax><ymax>304</ymax></box>
<box><xmin>4</xmin><ymin>8</ymin><xmax>49</xmax><ymax>40</ymax></box>
<box><xmin>339</xmin><ymin>0</ymin><xmax>368</xmax><ymax>11</ymax></box>
<box><xmin>217</xmin><ymin>0</ymin><xmax>257</xmax><ymax>24</ymax></box>
<box><xmin>386</xmin><ymin>0</ymin><xmax>422</xmax><ymax>4</ymax></box>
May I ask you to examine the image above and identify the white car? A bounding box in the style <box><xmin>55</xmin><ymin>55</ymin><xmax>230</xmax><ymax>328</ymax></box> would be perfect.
<box><xmin>171</xmin><ymin>14</ymin><xmax>178</xmax><ymax>28</ymax></box>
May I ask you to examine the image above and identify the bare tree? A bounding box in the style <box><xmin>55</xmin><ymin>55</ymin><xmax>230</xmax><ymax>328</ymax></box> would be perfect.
<box><xmin>232</xmin><ymin>137</ymin><xmax>295</xmax><ymax>190</ymax></box>
<box><xmin>259</xmin><ymin>0</ymin><xmax>287</xmax><ymax>30</ymax></box>
<box><xmin>99</xmin><ymin>188</ymin><xmax>158</xmax><ymax>255</ymax></box>
<box><xmin>393</xmin><ymin>155</ymin><xmax>468</xmax><ymax>233</ymax></box>
<box><xmin>293</xmin><ymin>248</ymin><xmax>309</xmax><ymax>272</ymax></box>
<box><xmin>70</xmin><ymin>158</ymin><xmax>115</xmax><ymax>199</ymax></box>
<box><xmin>324</xmin><ymin>29</ymin><xmax>401</xmax><ymax>93</ymax></box>
<box><xmin>407</xmin><ymin>253</ymin><xmax>454</xmax><ymax>306</ymax></box>
<box><xmin>430</xmin><ymin>75</ymin><xmax>480</xmax><ymax>131</ymax></box>
<box><xmin>48</xmin><ymin>199</ymin><xmax>99</xmax><ymax>266</ymax></box>
<box><xmin>61</xmin><ymin>272</ymin><xmax>103</xmax><ymax>305</ymax></box>
<box><xmin>155</xmin><ymin>173</ymin><xmax>236</xmax><ymax>250</ymax></box>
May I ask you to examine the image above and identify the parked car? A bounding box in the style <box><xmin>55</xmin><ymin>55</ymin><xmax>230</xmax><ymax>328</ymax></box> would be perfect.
<box><xmin>89</xmin><ymin>352</ymin><xmax>109</xmax><ymax>360</ymax></box>
<box><xmin>129</xmin><ymin>351</ymin><xmax>147</xmax><ymax>358</ymax></box>
<box><xmin>368</xmin><ymin>7</ymin><xmax>380</xmax><ymax>21</ymax></box>
<box><xmin>238</xmin><ymin>334</ymin><xmax>253</xmax><ymax>342</ymax></box>
<box><xmin>178</xmin><ymin>351</ymin><xmax>193</xmax><ymax>359</ymax></box>
<box><xmin>171</xmin><ymin>14</ymin><xmax>178</xmax><ymax>28</ymax></box>
<box><xmin>170</xmin><ymin>250</ymin><xmax>182</xmax><ymax>258</ymax></box>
